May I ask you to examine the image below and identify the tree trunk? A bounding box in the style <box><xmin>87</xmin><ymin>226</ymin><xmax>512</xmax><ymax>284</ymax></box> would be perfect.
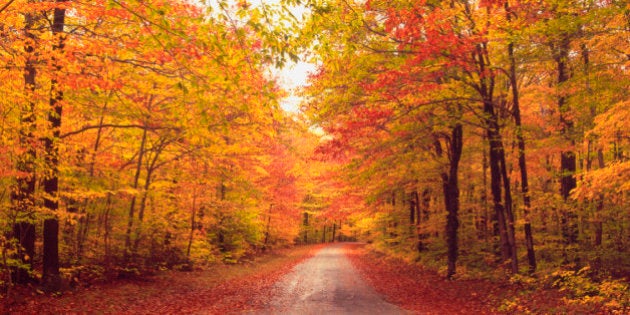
<box><xmin>485</xmin><ymin>100</ymin><xmax>512</xmax><ymax>266</ymax></box>
<box><xmin>10</xmin><ymin>223</ymin><xmax>35</xmax><ymax>284</ymax></box>
<box><xmin>474</xmin><ymin>37</ymin><xmax>515</xmax><ymax>271</ymax></box>
<box><xmin>331</xmin><ymin>222</ymin><xmax>337</xmax><ymax>243</ymax></box>
<box><xmin>417</xmin><ymin>188</ymin><xmax>430</xmax><ymax>252</ymax></box>
<box><xmin>264</xmin><ymin>204</ymin><xmax>273</xmax><ymax>246</ymax></box>
<box><xmin>409</xmin><ymin>192</ymin><xmax>416</xmax><ymax>225</ymax></box>
<box><xmin>303</xmin><ymin>212</ymin><xmax>309</xmax><ymax>244</ymax></box>
<box><xmin>594</xmin><ymin>149</ymin><xmax>605</xmax><ymax>247</ymax></box>
<box><xmin>186</xmin><ymin>191</ymin><xmax>197</xmax><ymax>257</ymax></box>
<box><xmin>10</xmin><ymin>7</ymin><xmax>38</xmax><ymax>284</ymax></box>
<box><xmin>481</xmin><ymin>136</ymin><xmax>489</xmax><ymax>241</ymax></box>
<box><xmin>338</xmin><ymin>221</ymin><xmax>343</xmax><ymax>241</ymax></box>
<box><xmin>76</xmin><ymin>96</ymin><xmax>110</xmax><ymax>261</ymax></box>
<box><xmin>132</xmin><ymin>147</ymin><xmax>161</xmax><ymax>253</ymax></box>
<box><xmin>264</xmin><ymin>203</ymin><xmax>273</xmax><ymax>247</ymax></box>
<box><xmin>102</xmin><ymin>194</ymin><xmax>113</xmax><ymax>265</ymax></box>
<box><xmin>444</xmin><ymin>123</ymin><xmax>463</xmax><ymax>279</ymax></box>
<box><xmin>42</xmin><ymin>1</ymin><xmax>67</xmax><ymax>291</ymax></box>
<box><xmin>555</xmin><ymin>35</ymin><xmax>578</xmax><ymax>249</ymax></box>
<box><xmin>506</xmin><ymin>1</ymin><xmax>536</xmax><ymax>273</ymax></box>
<box><xmin>124</xmin><ymin>127</ymin><xmax>148</xmax><ymax>261</ymax></box>
<box><xmin>500</xmin><ymin>153</ymin><xmax>518</xmax><ymax>274</ymax></box>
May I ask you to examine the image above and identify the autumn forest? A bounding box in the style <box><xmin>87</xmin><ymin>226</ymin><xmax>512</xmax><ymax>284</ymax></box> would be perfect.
<box><xmin>1</xmin><ymin>0</ymin><xmax>629</xmax><ymax>313</ymax></box>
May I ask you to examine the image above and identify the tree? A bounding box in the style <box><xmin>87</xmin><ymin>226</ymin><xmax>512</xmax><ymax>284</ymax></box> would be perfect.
<box><xmin>7</xmin><ymin>1</ymin><xmax>38</xmax><ymax>284</ymax></box>
<box><xmin>40</xmin><ymin>0</ymin><xmax>68</xmax><ymax>291</ymax></box>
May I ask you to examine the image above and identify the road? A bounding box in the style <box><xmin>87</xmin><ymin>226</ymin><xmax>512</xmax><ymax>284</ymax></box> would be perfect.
<box><xmin>259</xmin><ymin>243</ymin><xmax>406</xmax><ymax>314</ymax></box>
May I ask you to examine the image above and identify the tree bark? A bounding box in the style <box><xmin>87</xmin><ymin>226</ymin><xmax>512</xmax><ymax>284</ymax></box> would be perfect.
<box><xmin>484</xmin><ymin>99</ymin><xmax>512</xmax><ymax>267</ymax></box>
<box><xmin>264</xmin><ymin>204</ymin><xmax>273</xmax><ymax>246</ymax></box>
<box><xmin>417</xmin><ymin>188</ymin><xmax>430</xmax><ymax>252</ymax></box>
<box><xmin>10</xmin><ymin>6</ymin><xmax>38</xmax><ymax>284</ymax></box>
<box><xmin>500</xmin><ymin>150</ymin><xmax>518</xmax><ymax>274</ymax></box>
<box><xmin>554</xmin><ymin>35</ymin><xmax>578</xmax><ymax>248</ymax></box>
<box><xmin>42</xmin><ymin>0</ymin><xmax>67</xmax><ymax>291</ymax></box>
<box><xmin>443</xmin><ymin>123</ymin><xmax>463</xmax><ymax>279</ymax></box>
<box><xmin>186</xmin><ymin>191</ymin><xmax>197</xmax><ymax>257</ymax></box>
<box><xmin>303</xmin><ymin>212</ymin><xmax>309</xmax><ymax>244</ymax></box>
<box><xmin>132</xmin><ymin>142</ymin><xmax>163</xmax><ymax>253</ymax></box>
<box><xmin>409</xmin><ymin>192</ymin><xmax>416</xmax><ymax>225</ymax></box>
<box><xmin>124</xmin><ymin>126</ymin><xmax>148</xmax><ymax>261</ymax></box>
<box><xmin>473</xmin><ymin>37</ymin><xmax>517</xmax><ymax>272</ymax></box>
<box><xmin>594</xmin><ymin>149</ymin><xmax>605</xmax><ymax>247</ymax></box>
<box><xmin>506</xmin><ymin>1</ymin><xmax>536</xmax><ymax>273</ymax></box>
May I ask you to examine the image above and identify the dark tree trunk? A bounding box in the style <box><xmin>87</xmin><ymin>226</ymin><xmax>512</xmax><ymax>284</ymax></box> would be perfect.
<box><xmin>331</xmin><ymin>222</ymin><xmax>336</xmax><ymax>243</ymax></box>
<box><xmin>42</xmin><ymin>1</ymin><xmax>67</xmax><ymax>291</ymax></box>
<box><xmin>409</xmin><ymin>192</ymin><xmax>416</xmax><ymax>225</ymax></box>
<box><xmin>10</xmin><ymin>7</ymin><xmax>37</xmax><ymax>284</ymax></box>
<box><xmin>102</xmin><ymin>194</ymin><xmax>113</xmax><ymax>265</ymax></box>
<box><xmin>391</xmin><ymin>191</ymin><xmax>396</xmax><ymax>207</ymax></box>
<box><xmin>443</xmin><ymin>123</ymin><xmax>463</xmax><ymax>279</ymax></box>
<box><xmin>499</xmin><ymin>144</ymin><xmax>518</xmax><ymax>274</ymax></box>
<box><xmin>264</xmin><ymin>204</ymin><xmax>273</xmax><ymax>246</ymax></box>
<box><xmin>417</xmin><ymin>188</ymin><xmax>430</xmax><ymax>252</ymax></box>
<box><xmin>506</xmin><ymin>1</ymin><xmax>536</xmax><ymax>273</ymax></box>
<box><xmin>594</xmin><ymin>149</ymin><xmax>605</xmax><ymax>248</ymax></box>
<box><xmin>186</xmin><ymin>192</ymin><xmax>197</xmax><ymax>257</ymax></box>
<box><xmin>485</xmin><ymin>100</ymin><xmax>512</xmax><ymax>266</ymax></box>
<box><xmin>554</xmin><ymin>35</ymin><xmax>578</xmax><ymax>248</ymax></box>
<box><xmin>10</xmin><ymin>223</ymin><xmax>35</xmax><ymax>284</ymax></box>
<box><xmin>338</xmin><ymin>221</ymin><xmax>343</xmax><ymax>242</ymax></box>
<box><xmin>480</xmin><ymin>136</ymin><xmax>489</xmax><ymax>241</ymax></box>
<box><xmin>473</xmin><ymin>37</ymin><xmax>517</xmax><ymax>272</ymax></box>
<box><xmin>485</xmin><ymin>102</ymin><xmax>518</xmax><ymax>273</ymax></box>
<box><xmin>76</xmin><ymin>212</ymin><xmax>90</xmax><ymax>261</ymax></box>
<box><xmin>303</xmin><ymin>212</ymin><xmax>309</xmax><ymax>244</ymax></box>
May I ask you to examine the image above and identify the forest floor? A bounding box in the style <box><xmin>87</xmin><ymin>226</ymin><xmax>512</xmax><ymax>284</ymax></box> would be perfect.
<box><xmin>346</xmin><ymin>243</ymin><xmax>614</xmax><ymax>314</ymax></box>
<box><xmin>3</xmin><ymin>243</ymin><xmax>617</xmax><ymax>314</ymax></box>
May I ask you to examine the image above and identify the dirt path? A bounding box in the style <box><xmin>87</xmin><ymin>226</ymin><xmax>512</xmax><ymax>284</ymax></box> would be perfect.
<box><xmin>259</xmin><ymin>243</ymin><xmax>406</xmax><ymax>314</ymax></box>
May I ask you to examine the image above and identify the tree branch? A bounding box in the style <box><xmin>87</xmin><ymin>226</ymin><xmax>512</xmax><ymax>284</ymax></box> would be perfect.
<box><xmin>60</xmin><ymin>124</ymin><xmax>172</xmax><ymax>139</ymax></box>
<box><xmin>0</xmin><ymin>0</ymin><xmax>16</xmax><ymax>14</ymax></box>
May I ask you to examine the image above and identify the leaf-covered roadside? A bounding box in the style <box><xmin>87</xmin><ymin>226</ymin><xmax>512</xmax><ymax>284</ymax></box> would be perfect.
<box><xmin>4</xmin><ymin>244</ymin><xmax>323</xmax><ymax>314</ymax></box>
<box><xmin>345</xmin><ymin>243</ymin><xmax>626</xmax><ymax>314</ymax></box>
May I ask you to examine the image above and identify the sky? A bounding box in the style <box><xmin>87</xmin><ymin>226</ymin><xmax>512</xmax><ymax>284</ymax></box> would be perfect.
<box><xmin>205</xmin><ymin>0</ymin><xmax>314</xmax><ymax>113</ymax></box>
<box><xmin>276</xmin><ymin>61</ymin><xmax>317</xmax><ymax>113</ymax></box>
<box><xmin>245</xmin><ymin>0</ymin><xmax>315</xmax><ymax>114</ymax></box>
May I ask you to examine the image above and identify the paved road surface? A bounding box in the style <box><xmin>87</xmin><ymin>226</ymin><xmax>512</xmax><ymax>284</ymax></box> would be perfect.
<box><xmin>259</xmin><ymin>243</ymin><xmax>406</xmax><ymax>314</ymax></box>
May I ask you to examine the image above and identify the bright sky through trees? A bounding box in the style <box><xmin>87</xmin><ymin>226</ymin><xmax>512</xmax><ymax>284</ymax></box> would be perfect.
<box><xmin>277</xmin><ymin>61</ymin><xmax>316</xmax><ymax>112</ymax></box>
<box><xmin>252</xmin><ymin>0</ymin><xmax>314</xmax><ymax>113</ymax></box>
